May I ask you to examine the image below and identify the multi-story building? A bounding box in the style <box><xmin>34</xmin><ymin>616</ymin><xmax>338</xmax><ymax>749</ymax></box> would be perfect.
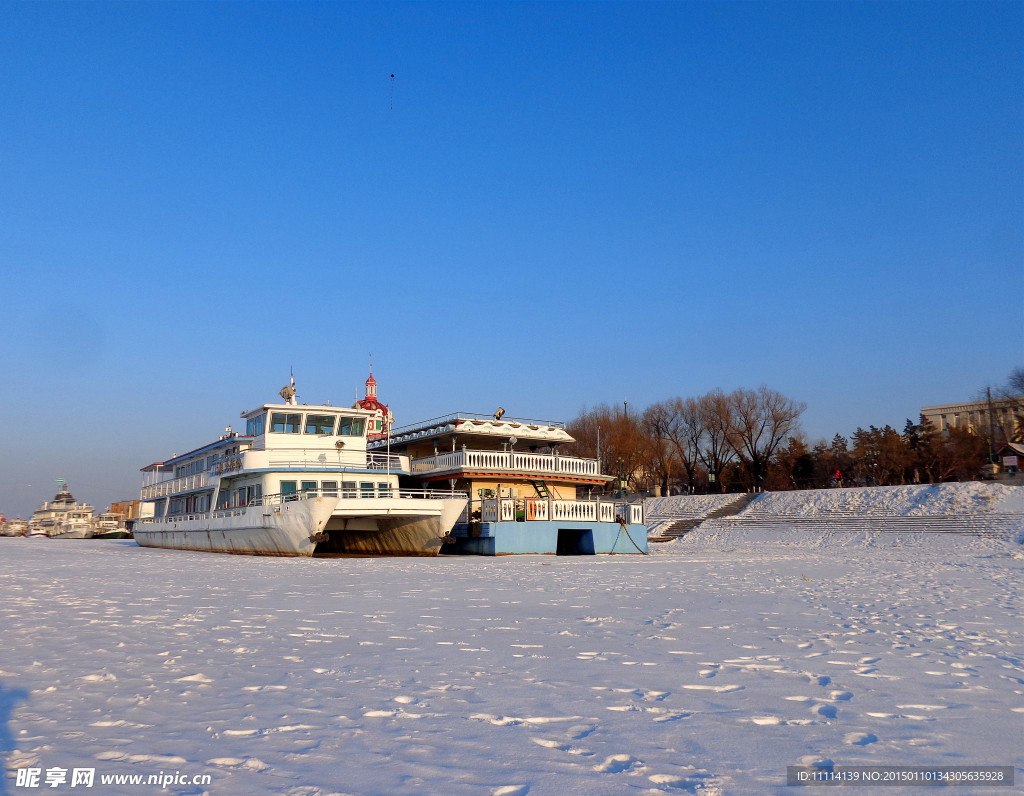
<box><xmin>921</xmin><ymin>396</ymin><xmax>1023</xmax><ymax>441</ymax></box>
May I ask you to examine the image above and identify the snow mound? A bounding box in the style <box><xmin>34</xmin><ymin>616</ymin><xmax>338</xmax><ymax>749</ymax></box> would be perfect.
<box><xmin>742</xmin><ymin>483</ymin><xmax>1024</xmax><ymax>517</ymax></box>
<box><xmin>648</xmin><ymin>483</ymin><xmax>1024</xmax><ymax>552</ymax></box>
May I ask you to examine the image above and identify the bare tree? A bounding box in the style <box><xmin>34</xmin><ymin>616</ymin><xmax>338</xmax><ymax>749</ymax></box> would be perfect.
<box><xmin>565</xmin><ymin>404</ymin><xmax>649</xmax><ymax>493</ymax></box>
<box><xmin>994</xmin><ymin>367</ymin><xmax>1024</xmax><ymax>443</ymax></box>
<box><xmin>725</xmin><ymin>386</ymin><xmax>806</xmax><ymax>489</ymax></box>
<box><xmin>697</xmin><ymin>390</ymin><xmax>736</xmax><ymax>492</ymax></box>
<box><xmin>642</xmin><ymin>397</ymin><xmax>703</xmax><ymax>494</ymax></box>
<box><xmin>639</xmin><ymin>404</ymin><xmax>679</xmax><ymax>495</ymax></box>
<box><xmin>1003</xmin><ymin>367</ymin><xmax>1024</xmax><ymax>396</ymax></box>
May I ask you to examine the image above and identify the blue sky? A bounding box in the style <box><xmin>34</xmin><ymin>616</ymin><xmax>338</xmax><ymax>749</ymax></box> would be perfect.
<box><xmin>1</xmin><ymin>1</ymin><xmax>1021</xmax><ymax>518</ymax></box>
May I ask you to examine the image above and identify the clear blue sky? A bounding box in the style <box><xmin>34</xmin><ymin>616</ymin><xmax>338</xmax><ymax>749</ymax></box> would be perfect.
<box><xmin>1</xmin><ymin>1</ymin><xmax>1021</xmax><ymax>518</ymax></box>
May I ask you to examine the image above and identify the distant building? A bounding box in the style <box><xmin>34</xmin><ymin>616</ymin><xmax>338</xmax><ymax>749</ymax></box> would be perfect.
<box><xmin>921</xmin><ymin>396</ymin><xmax>1023</xmax><ymax>441</ymax></box>
<box><xmin>995</xmin><ymin>442</ymin><xmax>1023</xmax><ymax>476</ymax></box>
<box><xmin>109</xmin><ymin>500</ymin><xmax>141</xmax><ymax>519</ymax></box>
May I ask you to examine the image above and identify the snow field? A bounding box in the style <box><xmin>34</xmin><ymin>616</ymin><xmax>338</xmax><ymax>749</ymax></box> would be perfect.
<box><xmin>1</xmin><ymin>537</ymin><xmax>1022</xmax><ymax>795</ymax></box>
<box><xmin>647</xmin><ymin>484</ymin><xmax>1024</xmax><ymax>551</ymax></box>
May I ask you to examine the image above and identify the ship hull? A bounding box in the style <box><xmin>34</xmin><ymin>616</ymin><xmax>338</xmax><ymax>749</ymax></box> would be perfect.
<box><xmin>133</xmin><ymin>498</ymin><xmax>337</xmax><ymax>557</ymax></box>
<box><xmin>319</xmin><ymin>496</ymin><xmax>468</xmax><ymax>556</ymax></box>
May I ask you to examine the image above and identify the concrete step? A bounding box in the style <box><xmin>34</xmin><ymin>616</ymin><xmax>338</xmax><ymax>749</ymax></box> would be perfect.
<box><xmin>649</xmin><ymin>493</ymin><xmax>762</xmax><ymax>540</ymax></box>
<box><xmin>700</xmin><ymin>514</ymin><xmax>1022</xmax><ymax>538</ymax></box>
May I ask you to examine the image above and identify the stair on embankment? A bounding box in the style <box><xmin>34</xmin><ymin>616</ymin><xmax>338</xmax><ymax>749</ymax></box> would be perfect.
<box><xmin>648</xmin><ymin>492</ymin><xmax>759</xmax><ymax>542</ymax></box>
<box><xmin>699</xmin><ymin>513</ymin><xmax>1022</xmax><ymax>540</ymax></box>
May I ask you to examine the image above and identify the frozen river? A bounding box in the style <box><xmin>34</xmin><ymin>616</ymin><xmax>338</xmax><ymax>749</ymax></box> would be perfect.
<box><xmin>1</xmin><ymin>538</ymin><xmax>1021</xmax><ymax>795</ymax></box>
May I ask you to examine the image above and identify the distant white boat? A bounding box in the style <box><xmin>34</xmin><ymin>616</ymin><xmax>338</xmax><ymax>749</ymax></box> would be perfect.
<box><xmin>133</xmin><ymin>377</ymin><xmax>468</xmax><ymax>557</ymax></box>
<box><xmin>0</xmin><ymin>516</ymin><xmax>28</xmax><ymax>537</ymax></box>
<box><xmin>28</xmin><ymin>482</ymin><xmax>96</xmax><ymax>538</ymax></box>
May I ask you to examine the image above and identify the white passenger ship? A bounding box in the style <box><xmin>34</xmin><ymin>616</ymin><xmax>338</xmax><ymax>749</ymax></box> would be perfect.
<box><xmin>134</xmin><ymin>378</ymin><xmax>468</xmax><ymax>556</ymax></box>
<box><xmin>28</xmin><ymin>481</ymin><xmax>97</xmax><ymax>538</ymax></box>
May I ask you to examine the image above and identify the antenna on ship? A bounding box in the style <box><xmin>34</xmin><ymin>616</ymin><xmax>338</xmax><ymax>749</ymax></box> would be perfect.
<box><xmin>279</xmin><ymin>370</ymin><xmax>297</xmax><ymax>405</ymax></box>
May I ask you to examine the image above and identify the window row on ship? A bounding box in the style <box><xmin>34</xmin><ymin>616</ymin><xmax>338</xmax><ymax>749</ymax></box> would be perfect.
<box><xmin>246</xmin><ymin>412</ymin><xmax>370</xmax><ymax>437</ymax></box>
<box><xmin>155</xmin><ymin>478</ymin><xmax>395</xmax><ymax>517</ymax></box>
<box><xmin>172</xmin><ymin>444</ymin><xmax>245</xmax><ymax>479</ymax></box>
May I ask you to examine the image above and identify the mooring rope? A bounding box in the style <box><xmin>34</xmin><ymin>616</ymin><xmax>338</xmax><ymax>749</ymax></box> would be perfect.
<box><xmin>618</xmin><ymin>520</ymin><xmax>647</xmax><ymax>555</ymax></box>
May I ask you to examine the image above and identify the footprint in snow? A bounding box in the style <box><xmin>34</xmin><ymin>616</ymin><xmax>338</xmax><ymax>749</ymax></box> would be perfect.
<box><xmin>530</xmin><ymin>736</ymin><xmax>591</xmax><ymax>756</ymax></box>
<box><xmin>844</xmin><ymin>732</ymin><xmax>878</xmax><ymax>745</ymax></box>
<box><xmin>649</xmin><ymin>771</ymin><xmax>717</xmax><ymax>790</ymax></box>
<box><xmin>594</xmin><ymin>753</ymin><xmax>641</xmax><ymax>774</ymax></box>
<box><xmin>810</xmin><ymin>703</ymin><xmax>838</xmax><ymax>719</ymax></box>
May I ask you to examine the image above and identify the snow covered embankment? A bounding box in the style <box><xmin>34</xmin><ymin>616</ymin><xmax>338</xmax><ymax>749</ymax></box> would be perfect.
<box><xmin>647</xmin><ymin>483</ymin><xmax>1024</xmax><ymax>551</ymax></box>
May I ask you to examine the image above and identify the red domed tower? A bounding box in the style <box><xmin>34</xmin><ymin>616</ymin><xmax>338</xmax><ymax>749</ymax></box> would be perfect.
<box><xmin>355</xmin><ymin>366</ymin><xmax>393</xmax><ymax>439</ymax></box>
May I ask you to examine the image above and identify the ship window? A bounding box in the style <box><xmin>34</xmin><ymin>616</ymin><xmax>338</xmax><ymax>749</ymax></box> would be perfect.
<box><xmin>341</xmin><ymin>481</ymin><xmax>357</xmax><ymax>498</ymax></box>
<box><xmin>301</xmin><ymin>480</ymin><xmax>318</xmax><ymax>496</ymax></box>
<box><xmin>337</xmin><ymin>417</ymin><xmax>366</xmax><ymax>436</ymax></box>
<box><xmin>305</xmin><ymin>415</ymin><xmax>335</xmax><ymax>435</ymax></box>
<box><xmin>360</xmin><ymin>482</ymin><xmax>375</xmax><ymax>498</ymax></box>
<box><xmin>246</xmin><ymin>414</ymin><xmax>266</xmax><ymax>436</ymax></box>
<box><xmin>270</xmin><ymin>413</ymin><xmax>301</xmax><ymax>433</ymax></box>
<box><xmin>378</xmin><ymin>482</ymin><xmax>392</xmax><ymax>497</ymax></box>
<box><xmin>322</xmin><ymin>481</ymin><xmax>338</xmax><ymax>497</ymax></box>
<box><xmin>281</xmin><ymin>481</ymin><xmax>297</xmax><ymax>500</ymax></box>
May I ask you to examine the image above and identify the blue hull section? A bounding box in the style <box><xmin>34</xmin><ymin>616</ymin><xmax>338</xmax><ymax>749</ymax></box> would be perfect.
<box><xmin>446</xmin><ymin>520</ymin><xmax>648</xmax><ymax>556</ymax></box>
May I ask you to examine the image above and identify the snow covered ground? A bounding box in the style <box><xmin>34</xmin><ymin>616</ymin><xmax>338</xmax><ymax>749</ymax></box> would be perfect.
<box><xmin>646</xmin><ymin>484</ymin><xmax>1024</xmax><ymax>549</ymax></box>
<box><xmin>1</xmin><ymin>513</ymin><xmax>1022</xmax><ymax>794</ymax></box>
<box><xmin>736</xmin><ymin>483</ymin><xmax>1024</xmax><ymax>518</ymax></box>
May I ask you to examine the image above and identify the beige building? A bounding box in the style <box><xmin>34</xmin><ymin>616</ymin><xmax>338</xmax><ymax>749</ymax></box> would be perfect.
<box><xmin>921</xmin><ymin>396</ymin><xmax>1023</xmax><ymax>440</ymax></box>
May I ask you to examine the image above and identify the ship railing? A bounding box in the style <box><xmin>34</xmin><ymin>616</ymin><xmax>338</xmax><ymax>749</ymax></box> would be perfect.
<box><xmin>251</xmin><ymin>488</ymin><xmax>467</xmax><ymax>505</ymax></box>
<box><xmin>261</xmin><ymin>453</ymin><xmax>406</xmax><ymax>472</ymax></box>
<box><xmin>137</xmin><ymin>510</ymin><xmax>222</xmax><ymax>524</ymax></box>
<box><xmin>140</xmin><ymin>473</ymin><xmax>210</xmax><ymax>500</ymax></box>
<box><xmin>410</xmin><ymin>449</ymin><xmax>601</xmax><ymax>477</ymax></box>
<box><xmin>469</xmin><ymin>498</ymin><xmax>643</xmax><ymax>524</ymax></box>
<box><xmin>385</xmin><ymin>412</ymin><xmax>566</xmax><ymax>436</ymax></box>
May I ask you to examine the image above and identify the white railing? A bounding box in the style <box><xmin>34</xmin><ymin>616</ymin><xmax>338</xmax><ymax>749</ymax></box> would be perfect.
<box><xmin>136</xmin><ymin>507</ymin><xmax>248</xmax><ymax>525</ymax></box>
<box><xmin>480</xmin><ymin>499</ymin><xmax>517</xmax><ymax>522</ymax></box>
<box><xmin>366</xmin><ymin>453</ymin><xmax>405</xmax><ymax>471</ymax></box>
<box><xmin>142</xmin><ymin>453</ymin><xmax>408</xmax><ymax>501</ymax></box>
<box><xmin>255</xmin><ymin>488</ymin><xmax>467</xmax><ymax>504</ymax></box>
<box><xmin>140</xmin><ymin>473</ymin><xmax>210</xmax><ymax>500</ymax></box>
<box><xmin>524</xmin><ymin>498</ymin><xmax>549</xmax><ymax>521</ymax></box>
<box><xmin>410</xmin><ymin>449</ymin><xmax>600</xmax><ymax>477</ymax></box>
<box><xmin>551</xmin><ymin>500</ymin><xmax>597</xmax><ymax>521</ymax></box>
<box><xmin>471</xmin><ymin>498</ymin><xmax>644</xmax><ymax>524</ymax></box>
<box><xmin>264</xmin><ymin>452</ymin><xmax>406</xmax><ymax>471</ymax></box>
